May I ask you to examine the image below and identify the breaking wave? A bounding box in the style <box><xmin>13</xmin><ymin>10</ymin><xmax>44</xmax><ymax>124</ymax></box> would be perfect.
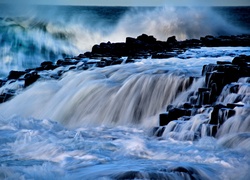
<box><xmin>0</xmin><ymin>5</ymin><xmax>248</xmax><ymax>76</ymax></box>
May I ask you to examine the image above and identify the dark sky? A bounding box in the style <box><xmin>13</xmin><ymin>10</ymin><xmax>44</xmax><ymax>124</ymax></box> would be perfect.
<box><xmin>1</xmin><ymin>0</ymin><xmax>250</xmax><ymax>6</ymax></box>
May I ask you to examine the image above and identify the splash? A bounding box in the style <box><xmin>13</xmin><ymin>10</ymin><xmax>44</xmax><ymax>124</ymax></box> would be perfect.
<box><xmin>113</xmin><ymin>6</ymin><xmax>246</xmax><ymax>41</ymax></box>
<box><xmin>0</xmin><ymin>5</ymin><xmax>248</xmax><ymax>77</ymax></box>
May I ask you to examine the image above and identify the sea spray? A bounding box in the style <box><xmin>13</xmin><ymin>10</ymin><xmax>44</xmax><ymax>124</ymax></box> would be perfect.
<box><xmin>0</xmin><ymin>6</ymin><xmax>249</xmax><ymax>77</ymax></box>
<box><xmin>113</xmin><ymin>6</ymin><xmax>246</xmax><ymax>41</ymax></box>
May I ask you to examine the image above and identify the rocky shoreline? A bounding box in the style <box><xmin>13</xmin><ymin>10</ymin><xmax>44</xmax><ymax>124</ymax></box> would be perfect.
<box><xmin>155</xmin><ymin>54</ymin><xmax>250</xmax><ymax>139</ymax></box>
<box><xmin>0</xmin><ymin>34</ymin><xmax>250</xmax><ymax>139</ymax></box>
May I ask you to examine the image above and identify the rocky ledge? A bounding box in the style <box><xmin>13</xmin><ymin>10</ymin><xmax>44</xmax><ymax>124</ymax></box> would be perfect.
<box><xmin>0</xmin><ymin>34</ymin><xmax>250</xmax><ymax>106</ymax></box>
<box><xmin>154</xmin><ymin>55</ymin><xmax>250</xmax><ymax>139</ymax></box>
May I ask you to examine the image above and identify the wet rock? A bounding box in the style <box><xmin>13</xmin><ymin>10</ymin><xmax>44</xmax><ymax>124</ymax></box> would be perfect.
<box><xmin>183</xmin><ymin>103</ymin><xmax>193</xmax><ymax>109</ymax></box>
<box><xmin>217</xmin><ymin>61</ymin><xmax>232</xmax><ymax>65</ymax></box>
<box><xmin>152</xmin><ymin>127</ymin><xmax>166</xmax><ymax>137</ymax></box>
<box><xmin>178</xmin><ymin>39</ymin><xmax>202</xmax><ymax>48</ymax></box>
<box><xmin>201</xmin><ymin>34</ymin><xmax>250</xmax><ymax>47</ymax></box>
<box><xmin>200</xmin><ymin>35</ymin><xmax>220</xmax><ymax>47</ymax></box>
<box><xmin>56</xmin><ymin>59</ymin><xmax>78</xmax><ymax>66</ymax></box>
<box><xmin>111</xmin><ymin>59</ymin><xmax>123</xmax><ymax>65</ymax></box>
<box><xmin>137</xmin><ymin>34</ymin><xmax>156</xmax><ymax>44</ymax></box>
<box><xmin>209</xmin><ymin>104</ymin><xmax>227</xmax><ymax>125</ymax></box>
<box><xmin>152</xmin><ymin>52</ymin><xmax>177</xmax><ymax>59</ymax></box>
<box><xmin>39</xmin><ymin>61</ymin><xmax>58</xmax><ymax>70</ymax></box>
<box><xmin>24</xmin><ymin>72</ymin><xmax>40</xmax><ymax>87</ymax></box>
<box><xmin>8</xmin><ymin>70</ymin><xmax>26</xmax><ymax>80</ymax></box>
<box><xmin>125</xmin><ymin>58</ymin><xmax>135</xmax><ymax>64</ymax></box>
<box><xmin>0</xmin><ymin>93</ymin><xmax>14</xmax><ymax>103</ymax></box>
<box><xmin>159</xmin><ymin>113</ymin><xmax>170</xmax><ymax>126</ymax></box>
<box><xmin>218</xmin><ymin>108</ymin><xmax>235</xmax><ymax>124</ymax></box>
<box><xmin>166</xmin><ymin>36</ymin><xmax>177</xmax><ymax>44</ymax></box>
<box><xmin>226</xmin><ymin>103</ymin><xmax>244</xmax><ymax>109</ymax></box>
<box><xmin>159</xmin><ymin>108</ymin><xmax>192</xmax><ymax>126</ymax></box>
<box><xmin>197</xmin><ymin>88</ymin><xmax>211</xmax><ymax>105</ymax></box>
<box><xmin>202</xmin><ymin>64</ymin><xmax>218</xmax><ymax>76</ymax></box>
<box><xmin>82</xmin><ymin>52</ymin><xmax>91</xmax><ymax>58</ymax></box>
<box><xmin>41</xmin><ymin>61</ymin><xmax>53</xmax><ymax>67</ymax></box>
<box><xmin>96</xmin><ymin>61</ymin><xmax>107</xmax><ymax>68</ymax></box>
<box><xmin>232</xmin><ymin>55</ymin><xmax>250</xmax><ymax>66</ymax></box>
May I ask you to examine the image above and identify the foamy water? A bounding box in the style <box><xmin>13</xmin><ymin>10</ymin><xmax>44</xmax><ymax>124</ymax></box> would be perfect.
<box><xmin>0</xmin><ymin>46</ymin><xmax>250</xmax><ymax>179</ymax></box>
<box><xmin>0</xmin><ymin>5</ymin><xmax>250</xmax><ymax>179</ymax></box>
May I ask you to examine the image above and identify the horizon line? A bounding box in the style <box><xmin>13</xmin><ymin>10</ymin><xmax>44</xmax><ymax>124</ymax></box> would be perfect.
<box><xmin>0</xmin><ymin>3</ymin><xmax>250</xmax><ymax>7</ymax></box>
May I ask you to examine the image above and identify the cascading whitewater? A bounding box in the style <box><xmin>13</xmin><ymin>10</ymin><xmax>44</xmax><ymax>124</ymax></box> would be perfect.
<box><xmin>160</xmin><ymin>75</ymin><xmax>250</xmax><ymax>149</ymax></box>
<box><xmin>0</xmin><ymin>63</ymin><xmax>194</xmax><ymax>128</ymax></box>
<box><xmin>0</xmin><ymin>5</ymin><xmax>250</xmax><ymax>179</ymax></box>
<box><xmin>215</xmin><ymin>77</ymin><xmax>250</xmax><ymax>150</ymax></box>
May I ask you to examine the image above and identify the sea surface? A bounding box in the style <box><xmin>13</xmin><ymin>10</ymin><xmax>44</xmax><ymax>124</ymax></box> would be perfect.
<box><xmin>0</xmin><ymin>5</ymin><xmax>250</xmax><ymax>179</ymax></box>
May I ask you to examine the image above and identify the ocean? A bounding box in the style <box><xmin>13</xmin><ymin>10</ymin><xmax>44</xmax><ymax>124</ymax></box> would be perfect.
<box><xmin>0</xmin><ymin>5</ymin><xmax>250</xmax><ymax>179</ymax></box>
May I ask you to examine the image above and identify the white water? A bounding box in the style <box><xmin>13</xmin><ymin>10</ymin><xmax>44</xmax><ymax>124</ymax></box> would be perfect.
<box><xmin>1</xmin><ymin>5</ymin><xmax>249</xmax><ymax>77</ymax></box>
<box><xmin>0</xmin><ymin>46</ymin><xmax>250</xmax><ymax>179</ymax></box>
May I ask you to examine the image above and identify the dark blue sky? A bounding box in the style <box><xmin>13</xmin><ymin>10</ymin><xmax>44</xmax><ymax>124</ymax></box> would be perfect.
<box><xmin>1</xmin><ymin>0</ymin><xmax>250</xmax><ymax>6</ymax></box>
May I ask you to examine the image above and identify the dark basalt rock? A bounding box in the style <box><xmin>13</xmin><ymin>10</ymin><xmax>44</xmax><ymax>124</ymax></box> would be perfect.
<box><xmin>152</xmin><ymin>127</ymin><xmax>166</xmax><ymax>137</ymax></box>
<box><xmin>201</xmin><ymin>35</ymin><xmax>250</xmax><ymax>47</ymax></box>
<box><xmin>210</xmin><ymin>104</ymin><xmax>227</xmax><ymax>125</ymax></box>
<box><xmin>152</xmin><ymin>52</ymin><xmax>177</xmax><ymax>59</ymax></box>
<box><xmin>0</xmin><ymin>93</ymin><xmax>14</xmax><ymax>103</ymax></box>
<box><xmin>89</xmin><ymin>34</ymin><xmax>250</xmax><ymax>59</ymax></box>
<box><xmin>38</xmin><ymin>61</ymin><xmax>59</xmax><ymax>71</ymax></box>
<box><xmin>56</xmin><ymin>59</ymin><xmax>78</xmax><ymax>66</ymax></box>
<box><xmin>197</xmin><ymin>88</ymin><xmax>211</xmax><ymax>105</ymax></box>
<box><xmin>232</xmin><ymin>55</ymin><xmax>250</xmax><ymax>66</ymax></box>
<box><xmin>137</xmin><ymin>34</ymin><xmax>157</xmax><ymax>43</ymax></box>
<box><xmin>159</xmin><ymin>108</ymin><xmax>192</xmax><ymax>126</ymax></box>
<box><xmin>166</xmin><ymin>36</ymin><xmax>177</xmax><ymax>44</ymax></box>
<box><xmin>41</xmin><ymin>61</ymin><xmax>53</xmax><ymax>67</ymax></box>
<box><xmin>156</xmin><ymin>54</ymin><xmax>250</xmax><ymax>139</ymax></box>
<box><xmin>8</xmin><ymin>70</ymin><xmax>26</xmax><ymax>80</ymax></box>
<box><xmin>226</xmin><ymin>103</ymin><xmax>244</xmax><ymax>109</ymax></box>
<box><xmin>24</xmin><ymin>72</ymin><xmax>40</xmax><ymax>87</ymax></box>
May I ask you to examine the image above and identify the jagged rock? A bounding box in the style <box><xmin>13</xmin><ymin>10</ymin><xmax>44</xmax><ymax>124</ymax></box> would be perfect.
<box><xmin>166</xmin><ymin>36</ymin><xmax>177</xmax><ymax>44</ymax></box>
<box><xmin>137</xmin><ymin>34</ymin><xmax>156</xmax><ymax>44</ymax></box>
